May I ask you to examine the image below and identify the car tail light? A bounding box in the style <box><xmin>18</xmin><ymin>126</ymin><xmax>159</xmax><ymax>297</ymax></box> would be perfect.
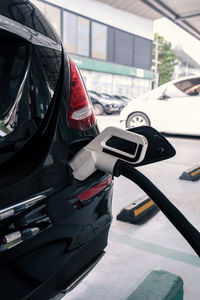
<box><xmin>78</xmin><ymin>176</ymin><xmax>112</xmax><ymax>201</ymax></box>
<box><xmin>68</xmin><ymin>58</ymin><xmax>95</xmax><ymax>130</ymax></box>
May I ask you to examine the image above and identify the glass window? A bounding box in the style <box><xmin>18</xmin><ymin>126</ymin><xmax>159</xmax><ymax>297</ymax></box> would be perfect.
<box><xmin>113</xmin><ymin>75</ymin><xmax>133</xmax><ymax>97</ymax></box>
<box><xmin>114</xmin><ymin>30</ymin><xmax>133</xmax><ymax>66</ymax></box>
<box><xmin>175</xmin><ymin>78</ymin><xmax>200</xmax><ymax>96</ymax></box>
<box><xmin>77</xmin><ymin>17</ymin><xmax>90</xmax><ymax>56</ymax></box>
<box><xmin>163</xmin><ymin>84</ymin><xmax>187</xmax><ymax>98</ymax></box>
<box><xmin>30</xmin><ymin>0</ymin><xmax>45</xmax><ymax>13</ymax></box>
<box><xmin>0</xmin><ymin>31</ymin><xmax>61</xmax><ymax>164</ymax></box>
<box><xmin>63</xmin><ymin>12</ymin><xmax>90</xmax><ymax>56</ymax></box>
<box><xmin>79</xmin><ymin>70</ymin><xmax>91</xmax><ymax>89</ymax></box>
<box><xmin>91</xmin><ymin>72</ymin><xmax>100</xmax><ymax>92</ymax></box>
<box><xmin>92</xmin><ymin>22</ymin><xmax>107</xmax><ymax>60</ymax></box>
<box><xmin>44</xmin><ymin>4</ymin><xmax>61</xmax><ymax>36</ymax></box>
<box><xmin>63</xmin><ymin>11</ymin><xmax>77</xmax><ymax>54</ymax></box>
<box><xmin>30</xmin><ymin>0</ymin><xmax>61</xmax><ymax>36</ymax></box>
<box><xmin>134</xmin><ymin>37</ymin><xmax>152</xmax><ymax>70</ymax></box>
<box><xmin>133</xmin><ymin>78</ymin><xmax>151</xmax><ymax>97</ymax></box>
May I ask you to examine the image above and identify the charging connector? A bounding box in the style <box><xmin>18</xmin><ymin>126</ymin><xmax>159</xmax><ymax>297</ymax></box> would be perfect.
<box><xmin>70</xmin><ymin>126</ymin><xmax>148</xmax><ymax>181</ymax></box>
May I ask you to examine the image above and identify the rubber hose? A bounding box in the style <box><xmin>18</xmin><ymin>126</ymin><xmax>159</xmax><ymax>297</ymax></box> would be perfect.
<box><xmin>114</xmin><ymin>160</ymin><xmax>200</xmax><ymax>257</ymax></box>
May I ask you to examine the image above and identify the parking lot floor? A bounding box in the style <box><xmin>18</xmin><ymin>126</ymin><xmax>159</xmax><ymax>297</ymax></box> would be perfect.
<box><xmin>63</xmin><ymin>116</ymin><xmax>200</xmax><ymax>300</ymax></box>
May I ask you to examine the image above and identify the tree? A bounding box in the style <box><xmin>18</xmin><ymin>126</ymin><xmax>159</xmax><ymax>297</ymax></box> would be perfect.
<box><xmin>153</xmin><ymin>33</ymin><xmax>178</xmax><ymax>86</ymax></box>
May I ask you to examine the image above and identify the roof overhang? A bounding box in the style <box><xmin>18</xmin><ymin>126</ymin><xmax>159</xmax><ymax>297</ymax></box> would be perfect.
<box><xmin>96</xmin><ymin>0</ymin><xmax>200</xmax><ymax>40</ymax></box>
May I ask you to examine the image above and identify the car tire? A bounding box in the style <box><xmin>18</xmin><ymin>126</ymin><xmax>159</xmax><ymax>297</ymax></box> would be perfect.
<box><xmin>126</xmin><ymin>112</ymin><xmax>150</xmax><ymax>128</ymax></box>
<box><xmin>105</xmin><ymin>111</ymin><xmax>113</xmax><ymax>115</ymax></box>
<box><xmin>93</xmin><ymin>103</ymin><xmax>104</xmax><ymax>115</ymax></box>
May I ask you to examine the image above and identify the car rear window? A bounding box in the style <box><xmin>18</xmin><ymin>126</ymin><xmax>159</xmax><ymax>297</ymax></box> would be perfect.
<box><xmin>0</xmin><ymin>0</ymin><xmax>59</xmax><ymax>43</ymax></box>
<box><xmin>0</xmin><ymin>30</ymin><xmax>61</xmax><ymax>164</ymax></box>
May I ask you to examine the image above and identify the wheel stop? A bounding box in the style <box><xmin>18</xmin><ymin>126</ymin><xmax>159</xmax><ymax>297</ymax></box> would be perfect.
<box><xmin>125</xmin><ymin>270</ymin><xmax>184</xmax><ymax>300</ymax></box>
<box><xmin>179</xmin><ymin>165</ymin><xmax>200</xmax><ymax>181</ymax></box>
<box><xmin>117</xmin><ymin>195</ymin><xmax>159</xmax><ymax>224</ymax></box>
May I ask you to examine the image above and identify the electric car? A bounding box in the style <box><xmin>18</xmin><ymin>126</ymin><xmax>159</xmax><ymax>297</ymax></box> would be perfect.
<box><xmin>120</xmin><ymin>76</ymin><xmax>200</xmax><ymax>135</ymax></box>
<box><xmin>0</xmin><ymin>1</ymin><xmax>113</xmax><ymax>299</ymax></box>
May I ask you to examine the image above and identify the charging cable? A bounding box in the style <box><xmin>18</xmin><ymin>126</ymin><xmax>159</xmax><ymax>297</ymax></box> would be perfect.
<box><xmin>70</xmin><ymin>126</ymin><xmax>200</xmax><ymax>257</ymax></box>
<box><xmin>114</xmin><ymin>160</ymin><xmax>200</xmax><ymax>257</ymax></box>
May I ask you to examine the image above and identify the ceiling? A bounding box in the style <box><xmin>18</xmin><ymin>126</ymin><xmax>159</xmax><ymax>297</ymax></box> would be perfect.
<box><xmin>96</xmin><ymin>0</ymin><xmax>200</xmax><ymax>40</ymax></box>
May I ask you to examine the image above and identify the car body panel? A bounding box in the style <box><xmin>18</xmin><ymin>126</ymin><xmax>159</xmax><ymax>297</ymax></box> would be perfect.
<box><xmin>0</xmin><ymin>1</ymin><xmax>113</xmax><ymax>299</ymax></box>
<box><xmin>120</xmin><ymin>76</ymin><xmax>200</xmax><ymax>135</ymax></box>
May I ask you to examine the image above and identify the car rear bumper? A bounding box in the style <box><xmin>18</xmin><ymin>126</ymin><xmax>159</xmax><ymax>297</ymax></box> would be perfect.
<box><xmin>0</xmin><ymin>172</ymin><xmax>113</xmax><ymax>300</ymax></box>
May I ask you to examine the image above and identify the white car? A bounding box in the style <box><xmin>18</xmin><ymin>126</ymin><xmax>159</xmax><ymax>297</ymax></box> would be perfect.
<box><xmin>120</xmin><ymin>76</ymin><xmax>200</xmax><ymax>135</ymax></box>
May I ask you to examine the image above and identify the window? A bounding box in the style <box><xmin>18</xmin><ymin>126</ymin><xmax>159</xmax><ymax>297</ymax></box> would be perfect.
<box><xmin>77</xmin><ymin>17</ymin><xmax>90</xmax><ymax>56</ymax></box>
<box><xmin>0</xmin><ymin>31</ymin><xmax>61</xmax><ymax>165</ymax></box>
<box><xmin>133</xmin><ymin>78</ymin><xmax>151</xmax><ymax>97</ymax></box>
<box><xmin>133</xmin><ymin>36</ymin><xmax>152</xmax><ymax>70</ymax></box>
<box><xmin>175</xmin><ymin>78</ymin><xmax>200</xmax><ymax>96</ymax></box>
<box><xmin>63</xmin><ymin>12</ymin><xmax>90</xmax><ymax>56</ymax></box>
<box><xmin>30</xmin><ymin>0</ymin><xmax>46</xmax><ymax>14</ymax></box>
<box><xmin>30</xmin><ymin>0</ymin><xmax>61</xmax><ymax>36</ymax></box>
<box><xmin>107</xmin><ymin>27</ymin><xmax>115</xmax><ymax>62</ymax></box>
<box><xmin>113</xmin><ymin>75</ymin><xmax>133</xmax><ymax>97</ymax></box>
<box><xmin>63</xmin><ymin>11</ymin><xmax>77</xmax><ymax>54</ymax></box>
<box><xmin>44</xmin><ymin>4</ymin><xmax>61</xmax><ymax>36</ymax></box>
<box><xmin>92</xmin><ymin>22</ymin><xmax>107</xmax><ymax>60</ymax></box>
<box><xmin>114</xmin><ymin>30</ymin><xmax>133</xmax><ymax>66</ymax></box>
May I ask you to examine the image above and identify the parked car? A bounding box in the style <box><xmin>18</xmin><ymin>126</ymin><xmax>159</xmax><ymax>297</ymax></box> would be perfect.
<box><xmin>113</xmin><ymin>95</ymin><xmax>132</xmax><ymax>103</ymax></box>
<box><xmin>120</xmin><ymin>76</ymin><xmax>200</xmax><ymax>135</ymax></box>
<box><xmin>0</xmin><ymin>2</ymin><xmax>113</xmax><ymax>299</ymax></box>
<box><xmin>88</xmin><ymin>91</ymin><xmax>125</xmax><ymax>115</ymax></box>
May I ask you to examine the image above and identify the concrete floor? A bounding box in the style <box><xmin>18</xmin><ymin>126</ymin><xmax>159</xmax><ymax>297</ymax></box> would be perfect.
<box><xmin>63</xmin><ymin>115</ymin><xmax>200</xmax><ymax>300</ymax></box>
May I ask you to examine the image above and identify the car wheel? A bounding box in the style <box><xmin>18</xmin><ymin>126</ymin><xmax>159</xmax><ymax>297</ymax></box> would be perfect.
<box><xmin>126</xmin><ymin>112</ymin><xmax>150</xmax><ymax>128</ymax></box>
<box><xmin>105</xmin><ymin>111</ymin><xmax>113</xmax><ymax>115</ymax></box>
<box><xmin>93</xmin><ymin>103</ymin><xmax>104</xmax><ymax>115</ymax></box>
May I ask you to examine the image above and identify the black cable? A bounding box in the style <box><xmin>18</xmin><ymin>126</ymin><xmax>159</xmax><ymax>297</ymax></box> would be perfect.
<box><xmin>114</xmin><ymin>160</ymin><xmax>200</xmax><ymax>257</ymax></box>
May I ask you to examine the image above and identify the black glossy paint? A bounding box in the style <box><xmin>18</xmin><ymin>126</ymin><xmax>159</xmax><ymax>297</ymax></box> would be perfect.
<box><xmin>0</xmin><ymin>1</ymin><xmax>112</xmax><ymax>299</ymax></box>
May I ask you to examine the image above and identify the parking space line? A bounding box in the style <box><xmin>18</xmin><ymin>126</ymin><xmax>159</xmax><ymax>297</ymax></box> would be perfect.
<box><xmin>109</xmin><ymin>231</ymin><xmax>200</xmax><ymax>268</ymax></box>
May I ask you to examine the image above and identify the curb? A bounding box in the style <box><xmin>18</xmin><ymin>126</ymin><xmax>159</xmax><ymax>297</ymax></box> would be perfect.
<box><xmin>117</xmin><ymin>195</ymin><xmax>159</xmax><ymax>224</ymax></box>
<box><xmin>126</xmin><ymin>270</ymin><xmax>184</xmax><ymax>300</ymax></box>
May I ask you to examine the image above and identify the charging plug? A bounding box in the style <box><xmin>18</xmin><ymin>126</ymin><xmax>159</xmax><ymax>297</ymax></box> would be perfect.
<box><xmin>69</xmin><ymin>126</ymin><xmax>148</xmax><ymax>181</ymax></box>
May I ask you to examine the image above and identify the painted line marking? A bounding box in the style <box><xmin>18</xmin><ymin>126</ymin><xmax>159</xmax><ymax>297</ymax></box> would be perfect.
<box><xmin>109</xmin><ymin>231</ymin><xmax>200</xmax><ymax>268</ymax></box>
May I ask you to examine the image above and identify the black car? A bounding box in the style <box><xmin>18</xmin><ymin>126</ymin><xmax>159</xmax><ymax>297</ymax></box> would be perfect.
<box><xmin>113</xmin><ymin>95</ymin><xmax>132</xmax><ymax>103</ymax></box>
<box><xmin>88</xmin><ymin>91</ymin><xmax>125</xmax><ymax>115</ymax></box>
<box><xmin>101</xmin><ymin>93</ymin><xmax>127</xmax><ymax>111</ymax></box>
<box><xmin>0</xmin><ymin>1</ymin><xmax>113</xmax><ymax>299</ymax></box>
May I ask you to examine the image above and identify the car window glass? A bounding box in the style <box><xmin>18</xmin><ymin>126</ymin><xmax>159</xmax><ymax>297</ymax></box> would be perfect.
<box><xmin>175</xmin><ymin>78</ymin><xmax>200</xmax><ymax>96</ymax></box>
<box><xmin>0</xmin><ymin>33</ymin><xmax>61</xmax><ymax>164</ymax></box>
<box><xmin>164</xmin><ymin>83</ymin><xmax>186</xmax><ymax>98</ymax></box>
<box><xmin>0</xmin><ymin>0</ymin><xmax>60</xmax><ymax>43</ymax></box>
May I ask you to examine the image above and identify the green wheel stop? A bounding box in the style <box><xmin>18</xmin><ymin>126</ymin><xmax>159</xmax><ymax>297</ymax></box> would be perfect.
<box><xmin>126</xmin><ymin>270</ymin><xmax>184</xmax><ymax>300</ymax></box>
<box><xmin>179</xmin><ymin>165</ymin><xmax>200</xmax><ymax>181</ymax></box>
<box><xmin>117</xmin><ymin>195</ymin><xmax>159</xmax><ymax>224</ymax></box>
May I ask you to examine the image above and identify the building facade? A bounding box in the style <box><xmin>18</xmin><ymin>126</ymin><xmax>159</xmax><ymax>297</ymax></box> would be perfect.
<box><xmin>172</xmin><ymin>43</ymin><xmax>200</xmax><ymax>79</ymax></box>
<box><xmin>31</xmin><ymin>0</ymin><xmax>154</xmax><ymax>98</ymax></box>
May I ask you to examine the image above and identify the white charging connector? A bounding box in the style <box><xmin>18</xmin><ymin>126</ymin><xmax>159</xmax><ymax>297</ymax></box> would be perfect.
<box><xmin>70</xmin><ymin>126</ymin><xmax>148</xmax><ymax>181</ymax></box>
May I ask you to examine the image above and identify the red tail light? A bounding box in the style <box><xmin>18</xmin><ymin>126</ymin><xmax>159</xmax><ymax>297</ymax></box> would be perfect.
<box><xmin>78</xmin><ymin>176</ymin><xmax>112</xmax><ymax>201</ymax></box>
<box><xmin>68</xmin><ymin>58</ymin><xmax>95</xmax><ymax>130</ymax></box>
